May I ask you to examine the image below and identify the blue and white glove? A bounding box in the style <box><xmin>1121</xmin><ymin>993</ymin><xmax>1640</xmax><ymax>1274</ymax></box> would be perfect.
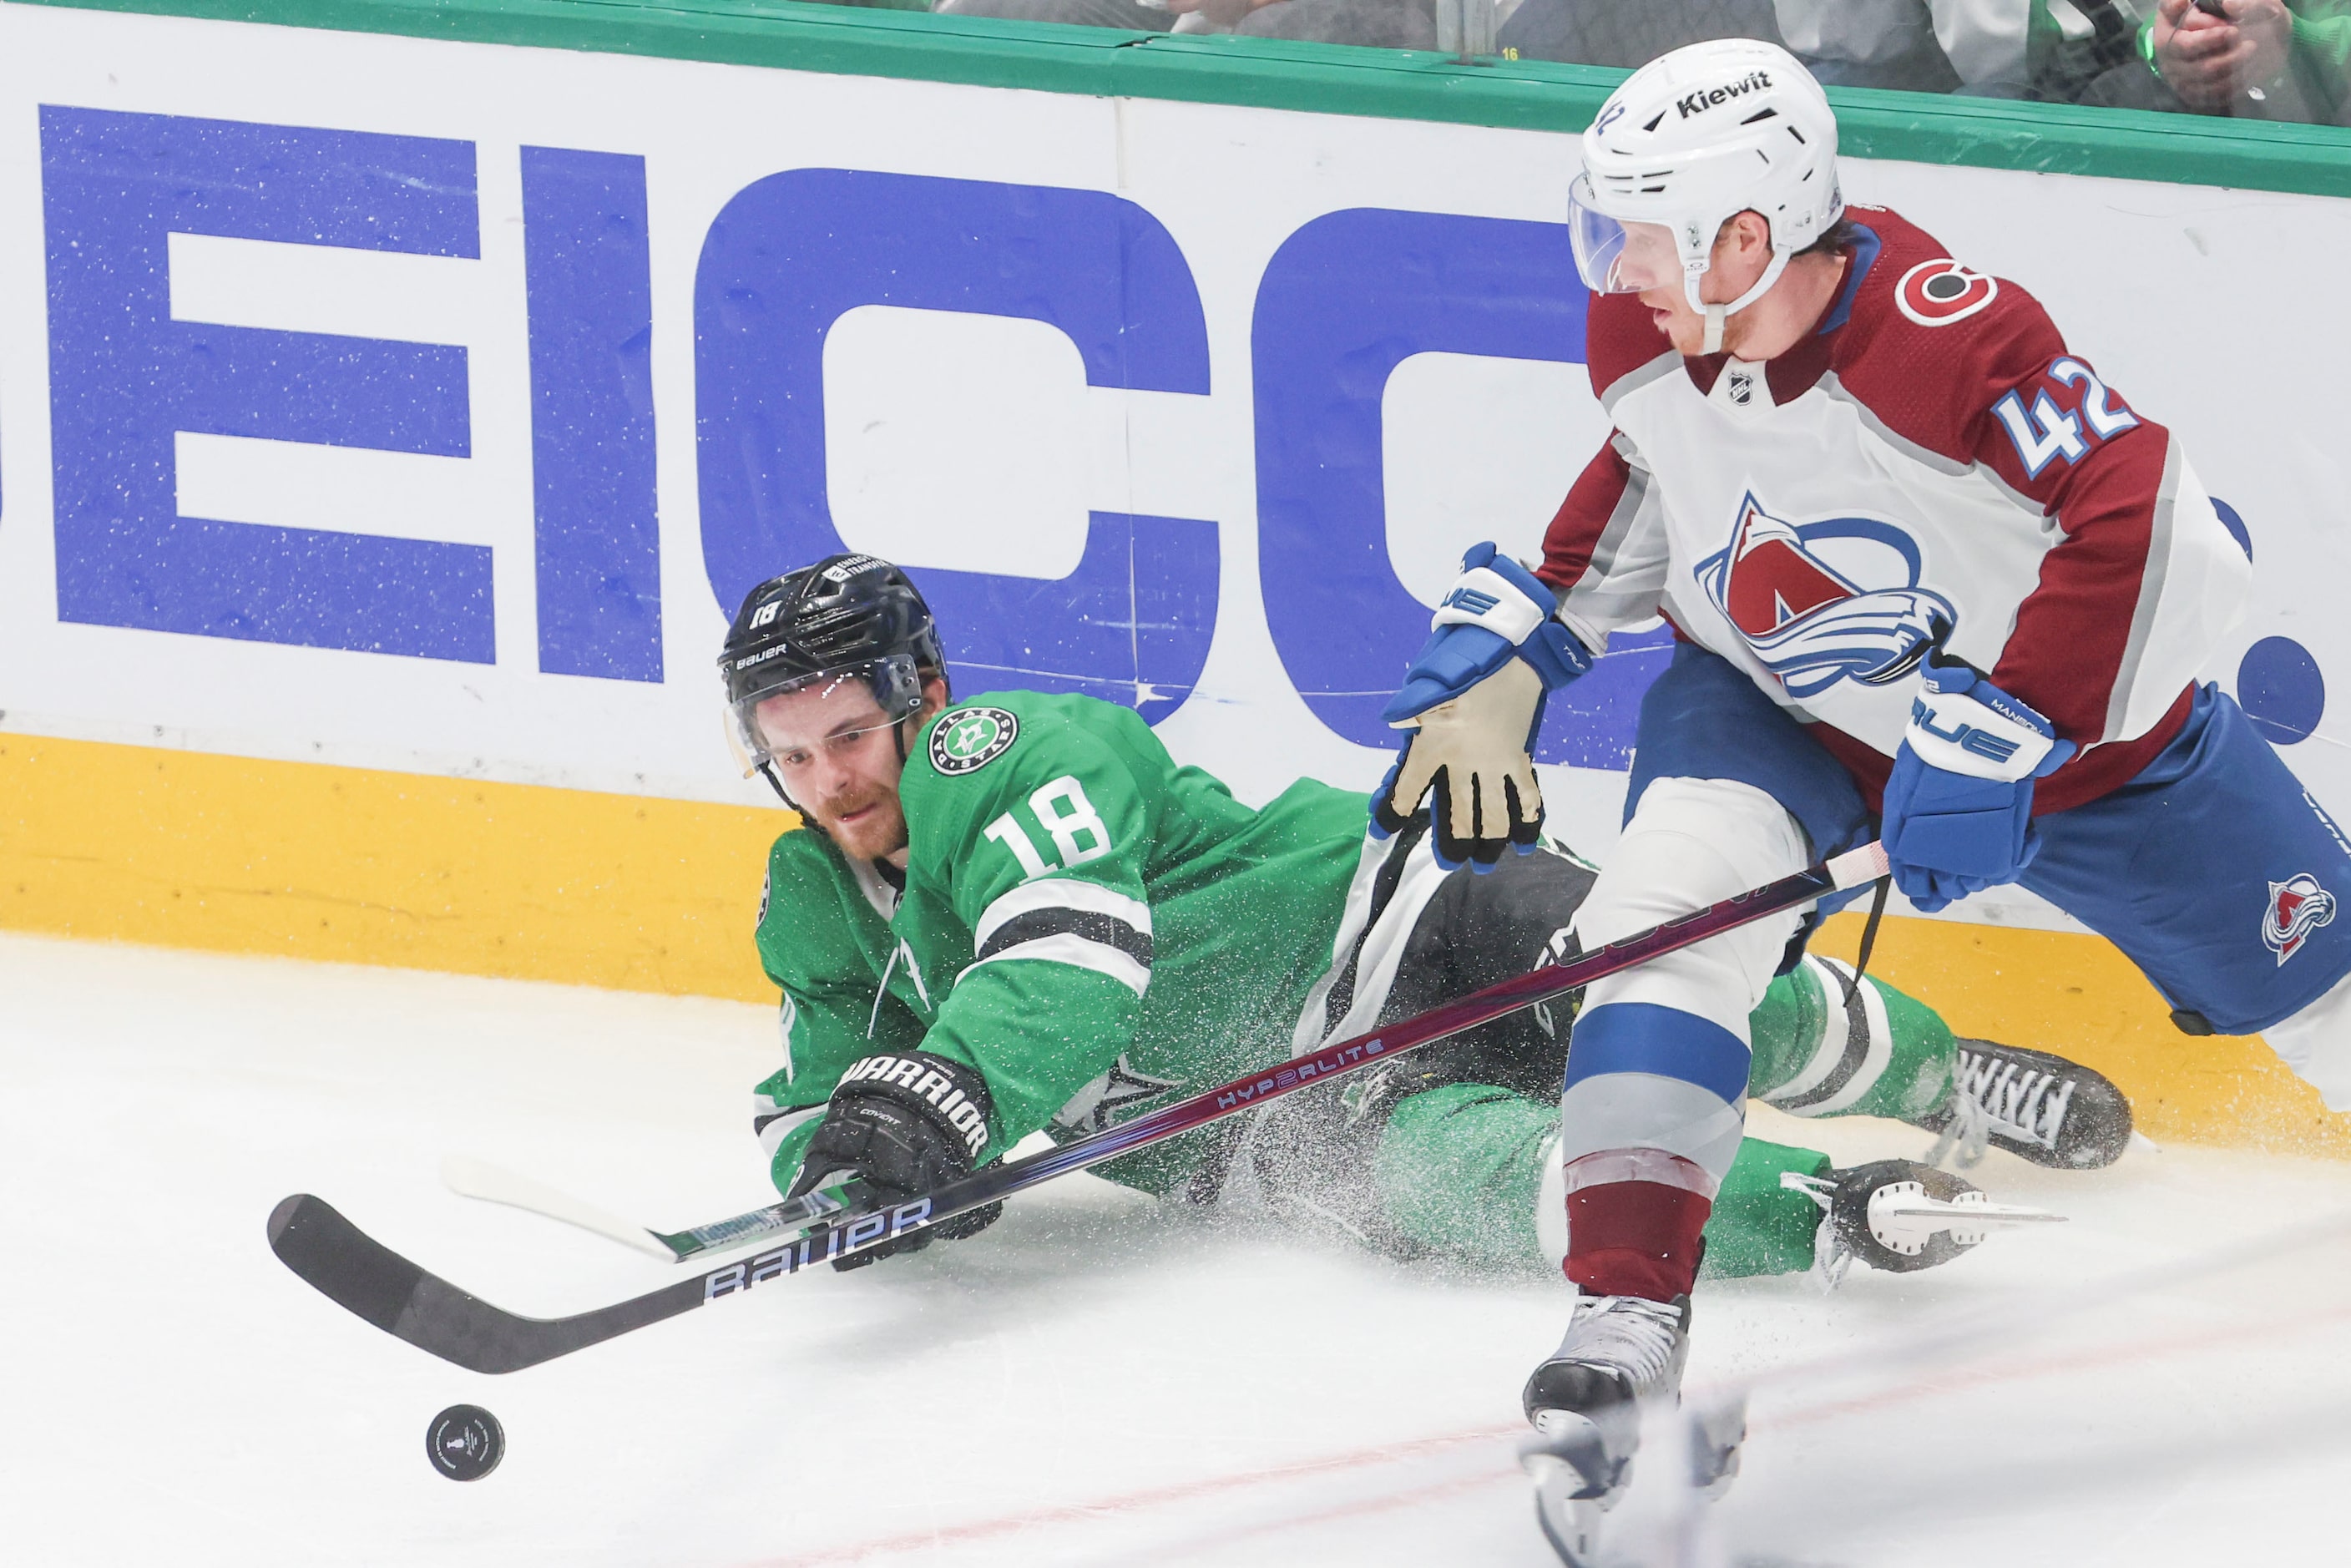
<box><xmin>1879</xmin><ymin>650</ymin><xmax>2077</xmax><ymax>913</ymax></box>
<box><xmin>1375</xmin><ymin>544</ymin><xmax>1593</xmax><ymax>871</ymax></box>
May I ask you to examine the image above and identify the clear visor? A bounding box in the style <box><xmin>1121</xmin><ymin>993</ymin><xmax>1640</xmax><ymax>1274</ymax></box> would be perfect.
<box><xmin>726</xmin><ymin>655</ymin><xmax>924</xmax><ymax>777</ymax></box>
<box><xmin>1567</xmin><ymin>174</ymin><xmax>1699</xmax><ymax>297</ymax></box>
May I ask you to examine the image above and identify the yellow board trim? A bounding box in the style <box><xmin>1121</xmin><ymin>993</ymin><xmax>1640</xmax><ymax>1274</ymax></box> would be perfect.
<box><xmin>0</xmin><ymin>731</ymin><xmax>793</xmax><ymax>1004</ymax></box>
<box><xmin>5</xmin><ymin>731</ymin><xmax>2346</xmax><ymax>1156</ymax></box>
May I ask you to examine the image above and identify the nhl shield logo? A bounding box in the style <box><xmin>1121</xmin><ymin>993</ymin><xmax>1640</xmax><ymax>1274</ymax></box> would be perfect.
<box><xmin>1696</xmin><ymin>493</ymin><xmax>1957</xmax><ymax>699</ymax></box>
<box><xmin>929</xmin><ymin>706</ymin><xmax>1019</xmax><ymax>776</ymax></box>
<box><xmin>2263</xmin><ymin>873</ymin><xmax>2337</xmax><ymax>966</ymax></box>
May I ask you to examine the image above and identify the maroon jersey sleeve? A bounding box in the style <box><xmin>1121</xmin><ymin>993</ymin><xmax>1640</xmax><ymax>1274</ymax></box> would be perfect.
<box><xmin>1972</xmin><ymin>352</ymin><xmax>2174</xmax><ymax>751</ymax></box>
<box><xmin>1536</xmin><ymin>292</ymin><xmax>1677</xmax><ymax>630</ymax></box>
<box><xmin>1537</xmin><ymin>429</ymin><xmax>1671</xmax><ymax>640</ymax></box>
<box><xmin>1540</xmin><ymin>432</ymin><xmax>1634</xmax><ymax>591</ymax></box>
<box><xmin>1833</xmin><ymin>234</ymin><xmax>2182</xmax><ymax>754</ymax></box>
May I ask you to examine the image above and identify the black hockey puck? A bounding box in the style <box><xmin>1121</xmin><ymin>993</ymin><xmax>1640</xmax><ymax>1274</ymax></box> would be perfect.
<box><xmin>426</xmin><ymin>1404</ymin><xmax>504</xmax><ymax>1482</ymax></box>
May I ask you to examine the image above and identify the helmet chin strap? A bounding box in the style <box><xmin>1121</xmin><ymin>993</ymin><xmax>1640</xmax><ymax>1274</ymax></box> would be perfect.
<box><xmin>1686</xmin><ymin>245</ymin><xmax>1792</xmax><ymax>356</ymax></box>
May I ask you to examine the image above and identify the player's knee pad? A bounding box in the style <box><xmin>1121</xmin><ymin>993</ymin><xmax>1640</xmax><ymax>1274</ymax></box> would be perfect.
<box><xmin>1580</xmin><ymin>777</ymin><xmax>1811</xmax><ymax>943</ymax></box>
<box><xmin>1577</xmin><ymin>778</ymin><xmax>1810</xmax><ymax>1031</ymax></box>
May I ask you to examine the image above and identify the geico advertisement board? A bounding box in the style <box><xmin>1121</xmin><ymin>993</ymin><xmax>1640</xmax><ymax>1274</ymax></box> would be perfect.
<box><xmin>3</xmin><ymin>4</ymin><xmax>2347</xmax><ymax>887</ymax></box>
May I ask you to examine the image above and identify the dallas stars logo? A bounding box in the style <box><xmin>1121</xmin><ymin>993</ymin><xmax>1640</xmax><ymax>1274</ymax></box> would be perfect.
<box><xmin>928</xmin><ymin>706</ymin><xmax>1019</xmax><ymax>776</ymax></box>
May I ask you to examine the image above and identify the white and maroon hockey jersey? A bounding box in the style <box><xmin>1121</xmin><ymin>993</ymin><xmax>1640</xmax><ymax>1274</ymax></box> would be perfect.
<box><xmin>1539</xmin><ymin>206</ymin><xmax>2249</xmax><ymax>813</ymax></box>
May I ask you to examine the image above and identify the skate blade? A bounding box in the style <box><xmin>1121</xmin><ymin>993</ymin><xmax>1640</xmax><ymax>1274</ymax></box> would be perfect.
<box><xmin>1873</xmin><ymin>1191</ymin><xmax>2065</xmax><ymax>1249</ymax></box>
<box><xmin>1520</xmin><ymin>1420</ymin><xmax>1622</xmax><ymax>1567</ymax></box>
<box><xmin>1686</xmin><ymin>1392</ymin><xmax>1748</xmax><ymax>1500</ymax></box>
<box><xmin>1524</xmin><ymin>1454</ymin><xmax>1607</xmax><ymax>1566</ymax></box>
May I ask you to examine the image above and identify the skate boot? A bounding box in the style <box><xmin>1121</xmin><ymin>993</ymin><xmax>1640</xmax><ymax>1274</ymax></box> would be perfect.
<box><xmin>1915</xmin><ymin>1039</ymin><xmax>2134</xmax><ymax>1170</ymax></box>
<box><xmin>1785</xmin><ymin>1158</ymin><xmax>2064</xmax><ymax>1287</ymax></box>
<box><xmin>1519</xmin><ymin>1292</ymin><xmax>1701</xmax><ymax>1565</ymax></box>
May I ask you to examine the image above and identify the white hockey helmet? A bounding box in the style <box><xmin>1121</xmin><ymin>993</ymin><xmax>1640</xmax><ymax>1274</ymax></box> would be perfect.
<box><xmin>1569</xmin><ymin>38</ymin><xmax>1843</xmax><ymax>352</ymax></box>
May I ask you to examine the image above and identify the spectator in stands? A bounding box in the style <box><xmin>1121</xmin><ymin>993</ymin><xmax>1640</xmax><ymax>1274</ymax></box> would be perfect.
<box><xmin>1777</xmin><ymin>0</ymin><xmax>2033</xmax><ymax>92</ymax></box>
<box><xmin>1499</xmin><ymin>0</ymin><xmax>1786</xmax><ymax>73</ymax></box>
<box><xmin>928</xmin><ymin>0</ymin><xmax>2348</xmax><ymax>123</ymax></box>
<box><xmin>2077</xmin><ymin>0</ymin><xmax>2351</xmax><ymax>122</ymax></box>
<box><xmin>1500</xmin><ymin>2</ymin><xmax>2038</xmax><ymax>95</ymax></box>
<box><xmin>1227</xmin><ymin>0</ymin><xmax>1437</xmax><ymax>46</ymax></box>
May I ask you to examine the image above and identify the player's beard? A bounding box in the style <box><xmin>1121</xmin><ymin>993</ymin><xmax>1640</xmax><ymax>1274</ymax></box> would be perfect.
<box><xmin>814</xmin><ymin>788</ymin><xmax>910</xmax><ymax>864</ymax></box>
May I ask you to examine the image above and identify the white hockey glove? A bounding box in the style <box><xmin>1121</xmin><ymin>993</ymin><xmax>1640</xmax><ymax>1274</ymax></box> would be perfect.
<box><xmin>1376</xmin><ymin>544</ymin><xmax>1592</xmax><ymax>870</ymax></box>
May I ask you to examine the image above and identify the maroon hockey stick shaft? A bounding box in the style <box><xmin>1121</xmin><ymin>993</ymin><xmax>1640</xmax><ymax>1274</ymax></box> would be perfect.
<box><xmin>269</xmin><ymin>842</ymin><xmax>1888</xmax><ymax>1373</ymax></box>
<box><xmin>964</xmin><ymin>840</ymin><xmax>1890</xmax><ymax>1197</ymax></box>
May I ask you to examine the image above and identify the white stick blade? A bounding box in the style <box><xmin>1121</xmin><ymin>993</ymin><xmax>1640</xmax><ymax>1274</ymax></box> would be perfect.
<box><xmin>439</xmin><ymin>1154</ymin><xmax>675</xmax><ymax>1262</ymax></box>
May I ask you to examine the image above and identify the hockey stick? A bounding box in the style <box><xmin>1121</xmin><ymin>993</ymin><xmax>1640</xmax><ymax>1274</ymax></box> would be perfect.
<box><xmin>268</xmin><ymin>841</ymin><xmax>1889</xmax><ymax>1375</ymax></box>
<box><xmin>438</xmin><ymin>1153</ymin><xmax>872</xmax><ymax>1265</ymax></box>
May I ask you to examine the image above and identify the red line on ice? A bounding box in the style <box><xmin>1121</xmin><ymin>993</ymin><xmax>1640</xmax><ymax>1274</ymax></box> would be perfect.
<box><xmin>741</xmin><ymin>1421</ymin><xmax>1521</xmax><ymax>1566</ymax></box>
<box><xmin>1740</xmin><ymin>1299</ymin><xmax>2351</xmax><ymax>1434</ymax></box>
<box><xmin>1107</xmin><ymin>1459</ymin><xmax>1524</xmax><ymax>1565</ymax></box>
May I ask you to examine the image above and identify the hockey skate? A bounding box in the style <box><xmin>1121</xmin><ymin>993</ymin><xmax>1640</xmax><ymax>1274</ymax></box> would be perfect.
<box><xmin>1786</xmin><ymin>1157</ymin><xmax>2065</xmax><ymax>1287</ymax></box>
<box><xmin>1518</xmin><ymin>1292</ymin><xmax>1739</xmax><ymax>1565</ymax></box>
<box><xmin>1915</xmin><ymin>1039</ymin><xmax>2134</xmax><ymax>1170</ymax></box>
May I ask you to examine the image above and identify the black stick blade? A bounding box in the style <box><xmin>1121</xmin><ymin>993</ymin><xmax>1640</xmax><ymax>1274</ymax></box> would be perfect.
<box><xmin>267</xmin><ymin>1194</ymin><xmax>707</xmax><ymax>1374</ymax></box>
<box><xmin>269</xmin><ymin>1195</ymin><xmax>426</xmax><ymax>1335</ymax></box>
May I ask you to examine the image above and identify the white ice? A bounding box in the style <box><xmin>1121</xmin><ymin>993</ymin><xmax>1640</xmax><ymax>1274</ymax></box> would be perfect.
<box><xmin>5</xmin><ymin>928</ymin><xmax>2350</xmax><ymax>1567</ymax></box>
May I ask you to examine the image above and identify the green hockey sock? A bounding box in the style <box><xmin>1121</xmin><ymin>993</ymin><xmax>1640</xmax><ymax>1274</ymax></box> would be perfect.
<box><xmin>1696</xmin><ymin>1136</ymin><xmax>1831</xmax><ymax>1279</ymax></box>
<box><xmin>1748</xmin><ymin>957</ymin><xmax>1955</xmax><ymax>1124</ymax></box>
<box><xmin>1369</xmin><ymin>1085</ymin><xmax>1837</xmax><ymax>1282</ymax></box>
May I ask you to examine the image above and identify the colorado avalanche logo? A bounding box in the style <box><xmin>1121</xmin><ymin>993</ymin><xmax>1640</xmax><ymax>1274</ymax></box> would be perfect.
<box><xmin>2263</xmin><ymin>874</ymin><xmax>2337</xmax><ymax>966</ymax></box>
<box><xmin>1696</xmin><ymin>493</ymin><xmax>1956</xmax><ymax>700</ymax></box>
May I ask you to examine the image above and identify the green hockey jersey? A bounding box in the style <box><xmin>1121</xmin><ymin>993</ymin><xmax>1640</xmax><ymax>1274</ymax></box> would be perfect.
<box><xmin>749</xmin><ymin>689</ymin><xmax>1963</xmax><ymax>1282</ymax></box>
<box><xmin>751</xmin><ymin>690</ymin><xmax>1369</xmax><ymax>1197</ymax></box>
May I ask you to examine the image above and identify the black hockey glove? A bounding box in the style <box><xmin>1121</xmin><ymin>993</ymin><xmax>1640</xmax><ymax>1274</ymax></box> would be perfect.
<box><xmin>786</xmin><ymin>1050</ymin><xmax>1004</xmax><ymax>1271</ymax></box>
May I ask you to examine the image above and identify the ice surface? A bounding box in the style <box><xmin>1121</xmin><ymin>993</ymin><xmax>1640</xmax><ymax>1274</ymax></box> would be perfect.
<box><xmin>4</xmin><ymin>929</ymin><xmax>2349</xmax><ymax>1566</ymax></box>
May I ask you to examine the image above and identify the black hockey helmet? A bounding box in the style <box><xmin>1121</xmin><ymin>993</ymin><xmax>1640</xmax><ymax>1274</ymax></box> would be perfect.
<box><xmin>719</xmin><ymin>554</ymin><xmax>948</xmax><ymax>781</ymax></box>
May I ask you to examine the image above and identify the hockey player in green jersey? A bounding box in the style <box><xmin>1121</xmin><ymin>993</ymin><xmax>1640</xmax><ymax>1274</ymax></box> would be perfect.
<box><xmin>721</xmin><ymin>554</ymin><xmax>2130</xmax><ymax>1283</ymax></box>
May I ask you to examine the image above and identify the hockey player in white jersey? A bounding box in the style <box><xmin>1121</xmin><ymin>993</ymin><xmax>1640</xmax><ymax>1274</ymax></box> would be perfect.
<box><xmin>1373</xmin><ymin>36</ymin><xmax>2351</xmax><ymax>1561</ymax></box>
